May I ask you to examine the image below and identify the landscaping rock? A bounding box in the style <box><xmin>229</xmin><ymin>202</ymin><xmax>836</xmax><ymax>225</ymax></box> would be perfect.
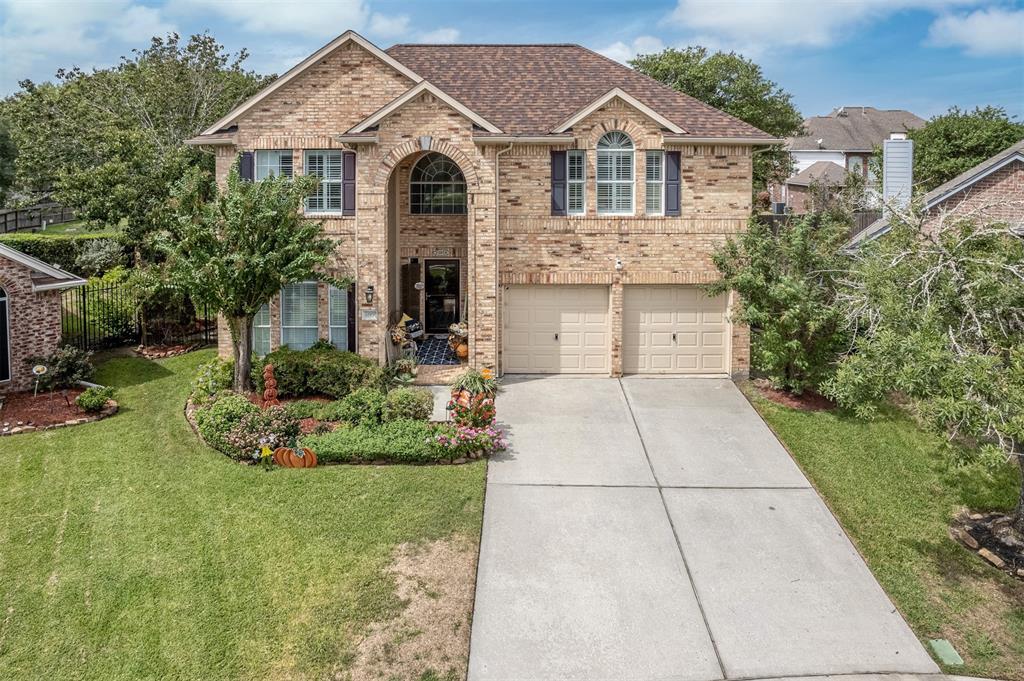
<box><xmin>978</xmin><ymin>548</ymin><xmax>1005</xmax><ymax>569</ymax></box>
<box><xmin>953</xmin><ymin>527</ymin><xmax>979</xmax><ymax>549</ymax></box>
<box><xmin>453</xmin><ymin>457</ymin><xmax>468</xmax><ymax>465</ymax></box>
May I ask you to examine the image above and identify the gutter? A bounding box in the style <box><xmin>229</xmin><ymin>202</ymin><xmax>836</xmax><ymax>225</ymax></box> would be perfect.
<box><xmin>474</xmin><ymin>135</ymin><xmax>575</xmax><ymax>144</ymax></box>
<box><xmin>663</xmin><ymin>136</ymin><xmax>784</xmax><ymax>145</ymax></box>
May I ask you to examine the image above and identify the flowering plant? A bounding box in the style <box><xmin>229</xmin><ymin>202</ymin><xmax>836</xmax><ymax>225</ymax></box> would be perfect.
<box><xmin>432</xmin><ymin>423</ymin><xmax>508</xmax><ymax>459</ymax></box>
<box><xmin>224</xmin><ymin>406</ymin><xmax>301</xmax><ymax>461</ymax></box>
<box><xmin>448</xmin><ymin>392</ymin><xmax>496</xmax><ymax>428</ymax></box>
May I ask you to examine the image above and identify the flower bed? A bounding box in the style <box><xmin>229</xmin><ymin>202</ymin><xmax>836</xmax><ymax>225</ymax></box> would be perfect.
<box><xmin>135</xmin><ymin>343</ymin><xmax>203</xmax><ymax>359</ymax></box>
<box><xmin>1</xmin><ymin>388</ymin><xmax>118</xmax><ymax>435</ymax></box>
<box><xmin>187</xmin><ymin>357</ymin><xmax>506</xmax><ymax>467</ymax></box>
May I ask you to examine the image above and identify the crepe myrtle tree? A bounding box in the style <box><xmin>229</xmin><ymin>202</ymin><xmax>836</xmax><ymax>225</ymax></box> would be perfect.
<box><xmin>825</xmin><ymin>200</ymin><xmax>1024</xmax><ymax>535</ymax></box>
<box><xmin>163</xmin><ymin>163</ymin><xmax>347</xmax><ymax>391</ymax></box>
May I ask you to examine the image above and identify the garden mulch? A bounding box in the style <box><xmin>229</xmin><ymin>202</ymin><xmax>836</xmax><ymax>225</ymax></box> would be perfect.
<box><xmin>1</xmin><ymin>388</ymin><xmax>88</xmax><ymax>429</ymax></box>
<box><xmin>754</xmin><ymin>379</ymin><xmax>835</xmax><ymax>411</ymax></box>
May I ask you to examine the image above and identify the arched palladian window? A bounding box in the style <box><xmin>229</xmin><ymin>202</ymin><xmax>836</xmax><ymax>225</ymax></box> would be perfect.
<box><xmin>410</xmin><ymin>153</ymin><xmax>467</xmax><ymax>215</ymax></box>
<box><xmin>0</xmin><ymin>286</ymin><xmax>9</xmax><ymax>383</ymax></box>
<box><xmin>596</xmin><ymin>131</ymin><xmax>635</xmax><ymax>215</ymax></box>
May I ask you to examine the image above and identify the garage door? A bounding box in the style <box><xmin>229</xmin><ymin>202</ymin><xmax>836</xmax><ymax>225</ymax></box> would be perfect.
<box><xmin>623</xmin><ymin>286</ymin><xmax>729</xmax><ymax>374</ymax></box>
<box><xmin>503</xmin><ymin>286</ymin><xmax>609</xmax><ymax>373</ymax></box>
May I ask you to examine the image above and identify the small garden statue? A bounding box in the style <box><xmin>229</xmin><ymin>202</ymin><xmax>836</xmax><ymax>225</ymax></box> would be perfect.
<box><xmin>262</xmin><ymin>364</ymin><xmax>280</xmax><ymax>407</ymax></box>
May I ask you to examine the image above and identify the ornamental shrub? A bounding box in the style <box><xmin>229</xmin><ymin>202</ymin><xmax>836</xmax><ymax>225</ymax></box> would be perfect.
<box><xmin>223</xmin><ymin>406</ymin><xmax>301</xmax><ymax>461</ymax></box>
<box><xmin>431</xmin><ymin>423</ymin><xmax>508</xmax><ymax>459</ymax></box>
<box><xmin>301</xmin><ymin>419</ymin><xmax>436</xmax><ymax>464</ymax></box>
<box><xmin>191</xmin><ymin>358</ymin><xmax>233</xmax><ymax>405</ymax></box>
<box><xmin>194</xmin><ymin>392</ymin><xmax>259</xmax><ymax>454</ymax></box>
<box><xmin>0</xmin><ymin>233</ymin><xmax>124</xmax><ymax>275</ymax></box>
<box><xmin>282</xmin><ymin>399</ymin><xmax>321</xmax><ymax>420</ymax></box>
<box><xmin>253</xmin><ymin>344</ymin><xmax>384</xmax><ymax>398</ymax></box>
<box><xmin>383</xmin><ymin>387</ymin><xmax>433</xmax><ymax>422</ymax></box>
<box><xmin>449</xmin><ymin>393</ymin><xmax>495</xmax><ymax>427</ymax></box>
<box><xmin>25</xmin><ymin>345</ymin><xmax>94</xmax><ymax>390</ymax></box>
<box><xmin>337</xmin><ymin>387</ymin><xmax>386</xmax><ymax>426</ymax></box>
<box><xmin>76</xmin><ymin>386</ymin><xmax>115</xmax><ymax>412</ymax></box>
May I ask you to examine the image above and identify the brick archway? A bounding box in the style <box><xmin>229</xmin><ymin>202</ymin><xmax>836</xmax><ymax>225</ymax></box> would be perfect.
<box><xmin>374</xmin><ymin>138</ymin><xmax>481</xmax><ymax>189</ymax></box>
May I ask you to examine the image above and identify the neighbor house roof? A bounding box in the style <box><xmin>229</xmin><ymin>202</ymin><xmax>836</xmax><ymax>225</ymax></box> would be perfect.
<box><xmin>0</xmin><ymin>243</ymin><xmax>87</xmax><ymax>292</ymax></box>
<box><xmin>386</xmin><ymin>44</ymin><xmax>772</xmax><ymax>139</ymax></box>
<box><xmin>786</xmin><ymin>161</ymin><xmax>849</xmax><ymax>187</ymax></box>
<box><xmin>849</xmin><ymin>138</ymin><xmax>1024</xmax><ymax>246</ymax></box>
<box><xmin>788</xmin><ymin>107</ymin><xmax>925</xmax><ymax>152</ymax></box>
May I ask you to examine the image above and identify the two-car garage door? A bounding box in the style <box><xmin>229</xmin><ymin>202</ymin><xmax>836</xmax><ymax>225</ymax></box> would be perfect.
<box><xmin>503</xmin><ymin>285</ymin><xmax>729</xmax><ymax>375</ymax></box>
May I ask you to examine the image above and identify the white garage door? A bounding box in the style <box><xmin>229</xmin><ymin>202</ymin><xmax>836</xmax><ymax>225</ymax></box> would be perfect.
<box><xmin>623</xmin><ymin>286</ymin><xmax>729</xmax><ymax>374</ymax></box>
<box><xmin>503</xmin><ymin>286</ymin><xmax>609</xmax><ymax>373</ymax></box>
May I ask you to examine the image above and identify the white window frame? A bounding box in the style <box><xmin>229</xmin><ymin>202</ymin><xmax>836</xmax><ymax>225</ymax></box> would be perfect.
<box><xmin>255</xmin><ymin>150</ymin><xmax>293</xmax><ymax>181</ymax></box>
<box><xmin>280</xmin><ymin>281</ymin><xmax>319</xmax><ymax>350</ymax></box>
<box><xmin>328</xmin><ymin>285</ymin><xmax>349</xmax><ymax>351</ymax></box>
<box><xmin>567</xmin><ymin>150</ymin><xmax>586</xmax><ymax>216</ymax></box>
<box><xmin>304</xmin><ymin>150</ymin><xmax>344</xmax><ymax>214</ymax></box>
<box><xmin>251</xmin><ymin>303</ymin><xmax>271</xmax><ymax>357</ymax></box>
<box><xmin>645</xmin><ymin>150</ymin><xmax>665</xmax><ymax>216</ymax></box>
<box><xmin>596</xmin><ymin>131</ymin><xmax>635</xmax><ymax>216</ymax></box>
<box><xmin>409</xmin><ymin>152</ymin><xmax>467</xmax><ymax>215</ymax></box>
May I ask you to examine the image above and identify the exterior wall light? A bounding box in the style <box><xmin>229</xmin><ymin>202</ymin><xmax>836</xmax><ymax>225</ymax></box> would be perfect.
<box><xmin>364</xmin><ymin>284</ymin><xmax>375</xmax><ymax>305</ymax></box>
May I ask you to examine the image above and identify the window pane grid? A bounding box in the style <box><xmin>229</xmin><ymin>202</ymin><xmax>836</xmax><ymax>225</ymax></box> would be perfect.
<box><xmin>256</xmin><ymin>150</ymin><xmax>293</xmax><ymax>180</ymax></box>
<box><xmin>305</xmin><ymin>150</ymin><xmax>343</xmax><ymax>214</ymax></box>
<box><xmin>411</xmin><ymin>153</ymin><xmax>467</xmax><ymax>214</ymax></box>
<box><xmin>646</xmin><ymin>151</ymin><xmax>664</xmax><ymax>215</ymax></box>
<box><xmin>328</xmin><ymin>286</ymin><xmax>348</xmax><ymax>351</ymax></box>
<box><xmin>567</xmin><ymin>150</ymin><xmax>585</xmax><ymax>215</ymax></box>
<box><xmin>597</xmin><ymin>132</ymin><xmax>634</xmax><ymax>215</ymax></box>
<box><xmin>281</xmin><ymin>282</ymin><xmax>319</xmax><ymax>350</ymax></box>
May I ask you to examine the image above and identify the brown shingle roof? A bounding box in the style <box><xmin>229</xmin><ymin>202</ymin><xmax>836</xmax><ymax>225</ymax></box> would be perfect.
<box><xmin>786</xmin><ymin>161</ymin><xmax>849</xmax><ymax>187</ymax></box>
<box><xmin>386</xmin><ymin>44</ymin><xmax>770</xmax><ymax>139</ymax></box>
<box><xmin>788</xmin><ymin>107</ymin><xmax>925</xmax><ymax>152</ymax></box>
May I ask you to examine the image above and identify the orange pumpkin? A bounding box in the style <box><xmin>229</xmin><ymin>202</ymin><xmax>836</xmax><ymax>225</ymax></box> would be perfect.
<box><xmin>455</xmin><ymin>343</ymin><xmax>469</xmax><ymax>360</ymax></box>
<box><xmin>273</xmin><ymin>446</ymin><xmax>318</xmax><ymax>468</ymax></box>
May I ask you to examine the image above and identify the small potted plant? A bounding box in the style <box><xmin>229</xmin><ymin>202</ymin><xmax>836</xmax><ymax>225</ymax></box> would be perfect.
<box><xmin>449</xmin><ymin>367</ymin><xmax>499</xmax><ymax>408</ymax></box>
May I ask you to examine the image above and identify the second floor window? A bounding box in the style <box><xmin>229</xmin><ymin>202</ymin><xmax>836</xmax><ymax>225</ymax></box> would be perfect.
<box><xmin>305</xmin><ymin>150</ymin><xmax>343</xmax><ymax>213</ymax></box>
<box><xmin>597</xmin><ymin>131</ymin><xmax>634</xmax><ymax>215</ymax></box>
<box><xmin>410</xmin><ymin>153</ymin><xmax>466</xmax><ymax>214</ymax></box>
<box><xmin>255</xmin><ymin>150</ymin><xmax>293</xmax><ymax>180</ymax></box>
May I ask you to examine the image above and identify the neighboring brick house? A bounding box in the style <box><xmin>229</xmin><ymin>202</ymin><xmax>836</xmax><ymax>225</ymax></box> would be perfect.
<box><xmin>0</xmin><ymin>244</ymin><xmax>86</xmax><ymax>394</ymax></box>
<box><xmin>853</xmin><ymin>138</ymin><xmax>1024</xmax><ymax>245</ymax></box>
<box><xmin>773</xmin><ymin>106</ymin><xmax>924</xmax><ymax>212</ymax></box>
<box><xmin>186</xmin><ymin>32</ymin><xmax>777</xmax><ymax>378</ymax></box>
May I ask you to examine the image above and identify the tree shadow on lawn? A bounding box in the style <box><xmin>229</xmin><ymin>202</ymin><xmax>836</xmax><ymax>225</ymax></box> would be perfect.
<box><xmin>94</xmin><ymin>356</ymin><xmax>174</xmax><ymax>387</ymax></box>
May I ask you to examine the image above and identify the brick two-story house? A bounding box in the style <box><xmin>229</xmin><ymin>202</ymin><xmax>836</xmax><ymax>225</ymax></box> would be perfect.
<box><xmin>186</xmin><ymin>32</ymin><xmax>776</xmax><ymax>378</ymax></box>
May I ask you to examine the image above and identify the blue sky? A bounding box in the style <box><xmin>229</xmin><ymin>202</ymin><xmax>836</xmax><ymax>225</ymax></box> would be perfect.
<box><xmin>1</xmin><ymin>0</ymin><xmax>1022</xmax><ymax>120</ymax></box>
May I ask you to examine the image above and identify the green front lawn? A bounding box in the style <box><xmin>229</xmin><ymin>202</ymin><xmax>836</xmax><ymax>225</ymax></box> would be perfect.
<box><xmin>0</xmin><ymin>350</ymin><xmax>486</xmax><ymax>680</ymax></box>
<box><xmin>745</xmin><ymin>385</ymin><xmax>1024</xmax><ymax>679</ymax></box>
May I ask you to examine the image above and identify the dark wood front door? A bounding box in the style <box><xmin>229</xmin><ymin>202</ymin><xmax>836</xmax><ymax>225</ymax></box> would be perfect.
<box><xmin>0</xmin><ymin>290</ymin><xmax>9</xmax><ymax>383</ymax></box>
<box><xmin>424</xmin><ymin>259</ymin><xmax>459</xmax><ymax>333</ymax></box>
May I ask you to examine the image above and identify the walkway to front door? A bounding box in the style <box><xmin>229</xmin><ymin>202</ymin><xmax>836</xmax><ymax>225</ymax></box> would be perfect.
<box><xmin>468</xmin><ymin>377</ymin><xmax>939</xmax><ymax>680</ymax></box>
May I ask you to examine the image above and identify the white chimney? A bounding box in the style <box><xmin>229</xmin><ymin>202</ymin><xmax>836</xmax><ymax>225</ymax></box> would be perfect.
<box><xmin>882</xmin><ymin>132</ymin><xmax>913</xmax><ymax>215</ymax></box>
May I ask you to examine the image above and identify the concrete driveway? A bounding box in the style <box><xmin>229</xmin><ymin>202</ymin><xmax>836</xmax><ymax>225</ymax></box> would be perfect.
<box><xmin>468</xmin><ymin>377</ymin><xmax>939</xmax><ymax>681</ymax></box>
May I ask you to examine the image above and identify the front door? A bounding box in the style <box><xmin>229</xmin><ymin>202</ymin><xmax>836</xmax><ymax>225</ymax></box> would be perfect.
<box><xmin>425</xmin><ymin>260</ymin><xmax>459</xmax><ymax>333</ymax></box>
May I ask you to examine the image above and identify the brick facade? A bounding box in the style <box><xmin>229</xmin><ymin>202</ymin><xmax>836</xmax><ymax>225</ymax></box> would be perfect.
<box><xmin>922</xmin><ymin>160</ymin><xmax>1024</xmax><ymax>235</ymax></box>
<box><xmin>0</xmin><ymin>258</ymin><xmax>64</xmax><ymax>394</ymax></box>
<box><xmin>210</xmin><ymin>40</ymin><xmax>754</xmax><ymax>378</ymax></box>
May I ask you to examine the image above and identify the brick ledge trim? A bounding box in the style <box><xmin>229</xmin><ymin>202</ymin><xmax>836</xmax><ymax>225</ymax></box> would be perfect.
<box><xmin>498</xmin><ymin>271</ymin><xmax>723</xmax><ymax>285</ymax></box>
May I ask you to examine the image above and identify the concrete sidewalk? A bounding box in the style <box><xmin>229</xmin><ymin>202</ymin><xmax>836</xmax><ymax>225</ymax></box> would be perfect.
<box><xmin>468</xmin><ymin>376</ymin><xmax>939</xmax><ymax>681</ymax></box>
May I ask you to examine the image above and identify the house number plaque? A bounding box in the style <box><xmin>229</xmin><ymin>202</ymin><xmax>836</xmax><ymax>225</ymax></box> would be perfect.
<box><xmin>430</xmin><ymin>247</ymin><xmax>454</xmax><ymax>257</ymax></box>
<box><xmin>360</xmin><ymin>309</ymin><xmax>379</xmax><ymax>321</ymax></box>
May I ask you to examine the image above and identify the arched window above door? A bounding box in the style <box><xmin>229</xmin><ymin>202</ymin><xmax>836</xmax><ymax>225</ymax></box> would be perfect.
<box><xmin>410</xmin><ymin>153</ymin><xmax>467</xmax><ymax>215</ymax></box>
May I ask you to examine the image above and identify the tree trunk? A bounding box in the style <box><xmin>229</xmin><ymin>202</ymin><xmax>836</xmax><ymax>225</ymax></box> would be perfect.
<box><xmin>1013</xmin><ymin>451</ymin><xmax>1024</xmax><ymax>537</ymax></box>
<box><xmin>227</xmin><ymin>315</ymin><xmax>254</xmax><ymax>393</ymax></box>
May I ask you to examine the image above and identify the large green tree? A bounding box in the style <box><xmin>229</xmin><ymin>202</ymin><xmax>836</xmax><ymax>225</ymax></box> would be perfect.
<box><xmin>0</xmin><ymin>33</ymin><xmax>270</xmax><ymax>242</ymax></box>
<box><xmin>631</xmin><ymin>47</ymin><xmax>803</xmax><ymax>193</ymax></box>
<box><xmin>163</xmin><ymin>165</ymin><xmax>343</xmax><ymax>392</ymax></box>
<box><xmin>0</xmin><ymin>121</ymin><xmax>15</xmax><ymax>206</ymax></box>
<box><xmin>825</xmin><ymin>211</ymin><xmax>1024</xmax><ymax>534</ymax></box>
<box><xmin>909</xmin><ymin>106</ymin><xmax>1024</xmax><ymax>192</ymax></box>
<box><xmin>707</xmin><ymin>210</ymin><xmax>851</xmax><ymax>394</ymax></box>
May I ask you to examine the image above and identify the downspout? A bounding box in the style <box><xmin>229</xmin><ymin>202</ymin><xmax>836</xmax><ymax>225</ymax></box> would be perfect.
<box><xmin>494</xmin><ymin>142</ymin><xmax>514</xmax><ymax>376</ymax></box>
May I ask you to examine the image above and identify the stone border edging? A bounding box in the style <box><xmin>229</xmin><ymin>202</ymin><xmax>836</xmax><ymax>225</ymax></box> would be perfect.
<box><xmin>135</xmin><ymin>344</ymin><xmax>202</xmax><ymax>360</ymax></box>
<box><xmin>1</xmin><ymin>399</ymin><xmax>118</xmax><ymax>436</ymax></box>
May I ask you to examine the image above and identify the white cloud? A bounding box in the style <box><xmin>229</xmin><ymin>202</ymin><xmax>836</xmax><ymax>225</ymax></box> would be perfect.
<box><xmin>667</xmin><ymin>0</ymin><xmax>981</xmax><ymax>51</ymax></box>
<box><xmin>167</xmin><ymin>0</ymin><xmax>369</xmax><ymax>39</ymax></box>
<box><xmin>416</xmin><ymin>27</ymin><xmax>460</xmax><ymax>43</ymax></box>
<box><xmin>599</xmin><ymin>35</ymin><xmax>665</xmax><ymax>64</ymax></box>
<box><xmin>369</xmin><ymin>12</ymin><xmax>410</xmax><ymax>39</ymax></box>
<box><xmin>0</xmin><ymin>0</ymin><xmax>177</xmax><ymax>91</ymax></box>
<box><xmin>927</xmin><ymin>7</ymin><xmax>1024</xmax><ymax>56</ymax></box>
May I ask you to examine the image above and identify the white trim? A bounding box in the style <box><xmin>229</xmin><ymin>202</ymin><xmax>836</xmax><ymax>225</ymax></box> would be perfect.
<box><xmin>553</xmin><ymin>87</ymin><xmax>685</xmax><ymax>134</ymax></box>
<box><xmin>923</xmin><ymin>152</ymin><xmax>1024</xmax><ymax>211</ymax></box>
<box><xmin>200</xmin><ymin>31</ymin><xmax>422</xmax><ymax>136</ymax></box>
<box><xmin>184</xmin><ymin>136</ymin><xmax>235</xmax><ymax>147</ymax></box>
<box><xmin>0</xmin><ymin>243</ymin><xmax>86</xmax><ymax>290</ymax></box>
<box><xmin>348</xmin><ymin>80</ymin><xmax>503</xmax><ymax>134</ymax></box>
<box><xmin>333</xmin><ymin>134</ymin><xmax>379</xmax><ymax>145</ymax></box>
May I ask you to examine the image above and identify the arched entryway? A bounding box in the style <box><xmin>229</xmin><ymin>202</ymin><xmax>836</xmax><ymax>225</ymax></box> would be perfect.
<box><xmin>385</xmin><ymin>150</ymin><xmax>471</xmax><ymax>367</ymax></box>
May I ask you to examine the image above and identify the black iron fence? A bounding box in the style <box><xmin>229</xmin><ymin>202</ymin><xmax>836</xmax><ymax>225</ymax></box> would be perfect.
<box><xmin>61</xmin><ymin>282</ymin><xmax>216</xmax><ymax>351</ymax></box>
<box><xmin>1</xmin><ymin>202</ymin><xmax>77</xmax><ymax>233</ymax></box>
